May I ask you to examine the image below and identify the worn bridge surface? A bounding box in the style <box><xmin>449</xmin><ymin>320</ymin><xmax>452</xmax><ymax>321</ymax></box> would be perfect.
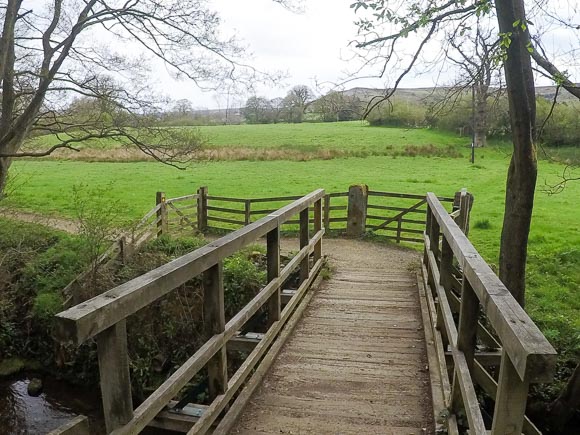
<box><xmin>230</xmin><ymin>239</ymin><xmax>434</xmax><ymax>435</ymax></box>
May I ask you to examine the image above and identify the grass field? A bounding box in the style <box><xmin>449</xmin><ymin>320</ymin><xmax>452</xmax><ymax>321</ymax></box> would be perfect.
<box><xmin>6</xmin><ymin>122</ymin><xmax>580</xmax><ymax>358</ymax></box>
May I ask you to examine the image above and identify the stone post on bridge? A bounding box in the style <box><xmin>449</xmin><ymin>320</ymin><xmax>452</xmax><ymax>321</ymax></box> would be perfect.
<box><xmin>346</xmin><ymin>184</ymin><xmax>368</xmax><ymax>237</ymax></box>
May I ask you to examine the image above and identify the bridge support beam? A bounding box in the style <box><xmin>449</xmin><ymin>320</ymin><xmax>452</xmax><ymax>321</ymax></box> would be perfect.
<box><xmin>346</xmin><ymin>184</ymin><xmax>368</xmax><ymax>237</ymax></box>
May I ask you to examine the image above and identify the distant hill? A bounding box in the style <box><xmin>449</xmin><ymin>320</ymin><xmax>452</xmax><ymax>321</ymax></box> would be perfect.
<box><xmin>341</xmin><ymin>85</ymin><xmax>577</xmax><ymax>104</ymax></box>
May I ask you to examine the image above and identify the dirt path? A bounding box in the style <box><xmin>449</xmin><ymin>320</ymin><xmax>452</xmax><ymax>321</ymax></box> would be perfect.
<box><xmin>230</xmin><ymin>238</ymin><xmax>434</xmax><ymax>435</ymax></box>
<box><xmin>0</xmin><ymin>208</ymin><xmax>80</xmax><ymax>234</ymax></box>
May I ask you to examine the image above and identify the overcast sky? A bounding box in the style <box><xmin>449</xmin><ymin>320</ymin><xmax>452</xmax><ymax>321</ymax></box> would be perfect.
<box><xmin>160</xmin><ymin>0</ymin><xmax>399</xmax><ymax>109</ymax></box>
<box><xmin>155</xmin><ymin>0</ymin><xmax>579</xmax><ymax>109</ymax></box>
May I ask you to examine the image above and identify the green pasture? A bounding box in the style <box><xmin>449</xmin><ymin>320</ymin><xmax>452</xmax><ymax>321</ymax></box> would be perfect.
<box><xmin>29</xmin><ymin>121</ymin><xmax>481</xmax><ymax>152</ymax></box>
<box><xmin>5</xmin><ymin>122</ymin><xmax>579</xmax><ymax>359</ymax></box>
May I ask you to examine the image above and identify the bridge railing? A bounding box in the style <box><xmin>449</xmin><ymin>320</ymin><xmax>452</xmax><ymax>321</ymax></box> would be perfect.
<box><xmin>160</xmin><ymin>185</ymin><xmax>462</xmax><ymax>245</ymax></box>
<box><xmin>54</xmin><ymin>189</ymin><xmax>326</xmax><ymax>434</ymax></box>
<box><xmin>421</xmin><ymin>192</ymin><xmax>557</xmax><ymax>435</ymax></box>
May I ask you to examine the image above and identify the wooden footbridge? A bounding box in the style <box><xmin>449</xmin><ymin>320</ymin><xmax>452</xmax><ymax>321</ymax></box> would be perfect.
<box><xmin>51</xmin><ymin>186</ymin><xmax>557</xmax><ymax>435</ymax></box>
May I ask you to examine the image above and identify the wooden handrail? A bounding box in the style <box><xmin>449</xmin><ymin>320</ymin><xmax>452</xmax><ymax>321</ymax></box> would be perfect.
<box><xmin>423</xmin><ymin>192</ymin><xmax>556</xmax><ymax>435</ymax></box>
<box><xmin>54</xmin><ymin>189</ymin><xmax>326</xmax><ymax>434</ymax></box>
<box><xmin>55</xmin><ymin>189</ymin><xmax>325</xmax><ymax>345</ymax></box>
<box><xmin>426</xmin><ymin>192</ymin><xmax>557</xmax><ymax>382</ymax></box>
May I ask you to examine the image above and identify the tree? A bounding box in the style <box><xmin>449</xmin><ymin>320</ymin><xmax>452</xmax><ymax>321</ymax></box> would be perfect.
<box><xmin>351</xmin><ymin>0</ymin><xmax>579</xmax><ymax>307</ymax></box>
<box><xmin>352</xmin><ymin>3</ymin><xmax>580</xmax><ymax>429</ymax></box>
<box><xmin>0</xmin><ymin>0</ymin><xmax>291</xmax><ymax>195</ymax></box>
<box><xmin>282</xmin><ymin>85</ymin><xmax>314</xmax><ymax>123</ymax></box>
<box><xmin>435</xmin><ymin>23</ymin><xmax>502</xmax><ymax>147</ymax></box>
<box><xmin>242</xmin><ymin>96</ymin><xmax>273</xmax><ymax>124</ymax></box>
<box><xmin>312</xmin><ymin>91</ymin><xmax>363</xmax><ymax>122</ymax></box>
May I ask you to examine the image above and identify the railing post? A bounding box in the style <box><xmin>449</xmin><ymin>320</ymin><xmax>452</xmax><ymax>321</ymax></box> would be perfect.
<box><xmin>453</xmin><ymin>188</ymin><xmax>474</xmax><ymax>236</ymax></box>
<box><xmin>96</xmin><ymin>320</ymin><xmax>133</xmax><ymax>433</ymax></box>
<box><xmin>451</xmin><ymin>277</ymin><xmax>480</xmax><ymax>413</ymax></box>
<box><xmin>197</xmin><ymin>186</ymin><xmax>208</xmax><ymax>233</ymax></box>
<box><xmin>203</xmin><ymin>262</ymin><xmax>227</xmax><ymax>400</ymax></box>
<box><xmin>423</xmin><ymin>205</ymin><xmax>433</xmax><ymax>267</ymax></box>
<box><xmin>267</xmin><ymin>226</ymin><xmax>281</xmax><ymax>325</ymax></box>
<box><xmin>156</xmin><ymin>191</ymin><xmax>168</xmax><ymax>237</ymax></box>
<box><xmin>459</xmin><ymin>189</ymin><xmax>473</xmax><ymax>236</ymax></box>
<box><xmin>429</xmin><ymin>208</ymin><xmax>441</xmax><ymax>266</ymax></box>
<box><xmin>299</xmin><ymin>207</ymin><xmax>310</xmax><ymax>283</ymax></box>
<box><xmin>314</xmin><ymin>198</ymin><xmax>322</xmax><ymax>262</ymax></box>
<box><xmin>244</xmin><ymin>200</ymin><xmax>251</xmax><ymax>226</ymax></box>
<box><xmin>324</xmin><ymin>194</ymin><xmax>331</xmax><ymax>231</ymax></box>
<box><xmin>437</xmin><ymin>236</ymin><xmax>453</xmax><ymax>349</ymax></box>
<box><xmin>346</xmin><ymin>184</ymin><xmax>368</xmax><ymax>237</ymax></box>
<box><xmin>491</xmin><ymin>351</ymin><xmax>530</xmax><ymax>435</ymax></box>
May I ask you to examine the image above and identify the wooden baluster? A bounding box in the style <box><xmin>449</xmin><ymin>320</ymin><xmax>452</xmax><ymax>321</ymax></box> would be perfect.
<box><xmin>314</xmin><ymin>198</ymin><xmax>322</xmax><ymax>262</ymax></box>
<box><xmin>324</xmin><ymin>194</ymin><xmax>330</xmax><ymax>232</ymax></box>
<box><xmin>423</xmin><ymin>205</ymin><xmax>432</xmax><ymax>268</ymax></box>
<box><xmin>203</xmin><ymin>262</ymin><xmax>227</xmax><ymax>400</ymax></box>
<box><xmin>197</xmin><ymin>186</ymin><xmax>208</xmax><ymax>233</ymax></box>
<box><xmin>491</xmin><ymin>351</ymin><xmax>530</xmax><ymax>435</ymax></box>
<box><xmin>451</xmin><ymin>277</ymin><xmax>480</xmax><ymax>415</ymax></box>
<box><xmin>299</xmin><ymin>208</ymin><xmax>310</xmax><ymax>283</ymax></box>
<box><xmin>429</xmin><ymin>212</ymin><xmax>441</xmax><ymax>267</ymax></box>
<box><xmin>97</xmin><ymin>320</ymin><xmax>133</xmax><ymax>433</ymax></box>
<box><xmin>437</xmin><ymin>235</ymin><xmax>453</xmax><ymax>350</ymax></box>
<box><xmin>267</xmin><ymin>226</ymin><xmax>281</xmax><ymax>325</ymax></box>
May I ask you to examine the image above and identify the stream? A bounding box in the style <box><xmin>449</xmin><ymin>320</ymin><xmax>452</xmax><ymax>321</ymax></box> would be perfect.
<box><xmin>0</xmin><ymin>375</ymin><xmax>104</xmax><ymax>435</ymax></box>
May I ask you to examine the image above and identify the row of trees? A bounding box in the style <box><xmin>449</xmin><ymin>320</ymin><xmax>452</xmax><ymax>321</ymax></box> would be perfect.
<box><xmin>366</xmin><ymin>92</ymin><xmax>580</xmax><ymax>148</ymax></box>
<box><xmin>242</xmin><ymin>86</ymin><xmax>363</xmax><ymax>124</ymax></box>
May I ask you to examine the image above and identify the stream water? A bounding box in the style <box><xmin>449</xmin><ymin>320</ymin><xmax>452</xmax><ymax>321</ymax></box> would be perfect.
<box><xmin>0</xmin><ymin>375</ymin><xmax>104</xmax><ymax>434</ymax></box>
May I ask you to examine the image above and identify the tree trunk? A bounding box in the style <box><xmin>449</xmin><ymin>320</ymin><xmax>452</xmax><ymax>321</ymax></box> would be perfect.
<box><xmin>495</xmin><ymin>0</ymin><xmax>537</xmax><ymax>307</ymax></box>
<box><xmin>547</xmin><ymin>363</ymin><xmax>580</xmax><ymax>433</ymax></box>
<box><xmin>0</xmin><ymin>156</ymin><xmax>11</xmax><ymax>197</ymax></box>
<box><xmin>473</xmin><ymin>86</ymin><xmax>487</xmax><ymax>147</ymax></box>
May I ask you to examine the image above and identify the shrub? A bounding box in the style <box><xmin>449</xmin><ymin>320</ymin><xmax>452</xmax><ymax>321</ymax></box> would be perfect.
<box><xmin>474</xmin><ymin>219</ymin><xmax>492</xmax><ymax>230</ymax></box>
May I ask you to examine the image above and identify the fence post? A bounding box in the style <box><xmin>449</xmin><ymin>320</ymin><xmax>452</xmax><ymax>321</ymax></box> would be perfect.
<box><xmin>299</xmin><ymin>208</ymin><xmax>310</xmax><ymax>283</ymax></box>
<box><xmin>453</xmin><ymin>188</ymin><xmax>474</xmax><ymax>235</ymax></box>
<box><xmin>203</xmin><ymin>262</ymin><xmax>227</xmax><ymax>400</ymax></box>
<box><xmin>244</xmin><ymin>200</ymin><xmax>251</xmax><ymax>226</ymax></box>
<box><xmin>119</xmin><ymin>236</ymin><xmax>131</xmax><ymax>264</ymax></box>
<box><xmin>156</xmin><ymin>191</ymin><xmax>168</xmax><ymax>237</ymax></box>
<box><xmin>491</xmin><ymin>351</ymin><xmax>530</xmax><ymax>435</ymax></box>
<box><xmin>96</xmin><ymin>320</ymin><xmax>133</xmax><ymax>432</ymax></box>
<box><xmin>197</xmin><ymin>186</ymin><xmax>208</xmax><ymax>233</ymax></box>
<box><xmin>396</xmin><ymin>217</ymin><xmax>402</xmax><ymax>243</ymax></box>
<box><xmin>346</xmin><ymin>184</ymin><xmax>368</xmax><ymax>237</ymax></box>
<box><xmin>267</xmin><ymin>226</ymin><xmax>281</xmax><ymax>326</ymax></box>
<box><xmin>324</xmin><ymin>194</ymin><xmax>331</xmax><ymax>231</ymax></box>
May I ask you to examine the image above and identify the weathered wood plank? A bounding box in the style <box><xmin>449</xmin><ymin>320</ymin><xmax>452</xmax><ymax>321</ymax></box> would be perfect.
<box><xmin>55</xmin><ymin>190</ymin><xmax>325</xmax><ymax>346</ymax></box>
<box><xmin>491</xmin><ymin>351</ymin><xmax>530</xmax><ymax>435</ymax></box>
<box><xmin>203</xmin><ymin>263</ymin><xmax>227</xmax><ymax>400</ymax></box>
<box><xmin>426</xmin><ymin>193</ymin><xmax>557</xmax><ymax>383</ymax></box>
<box><xmin>97</xmin><ymin>321</ymin><xmax>133</xmax><ymax>432</ymax></box>
<box><xmin>211</xmin><ymin>266</ymin><xmax>323</xmax><ymax>435</ymax></box>
<box><xmin>188</xmin><ymin>259</ymin><xmax>323</xmax><ymax>435</ymax></box>
<box><xmin>267</xmin><ymin>227</ymin><xmax>281</xmax><ymax>325</ymax></box>
<box><xmin>47</xmin><ymin>416</ymin><xmax>90</xmax><ymax>435</ymax></box>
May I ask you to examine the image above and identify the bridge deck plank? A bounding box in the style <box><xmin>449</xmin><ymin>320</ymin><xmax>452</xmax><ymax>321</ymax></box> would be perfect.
<box><xmin>229</xmin><ymin>239</ymin><xmax>434</xmax><ymax>434</ymax></box>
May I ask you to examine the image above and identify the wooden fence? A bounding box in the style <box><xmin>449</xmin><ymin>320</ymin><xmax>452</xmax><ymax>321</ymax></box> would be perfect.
<box><xmin>158</xmin><ymin>185</ymin><xmax>461</xmax><ymax>245</ymax></box>
<box><xmin>54</xmin><ymin>189</ymin><xmax>326</xmax><ymax>434</ymax></box>
<box><xmin>420</xmin><ymin>192</ymin><xmax>557</xmax><ymax>435</ymax></box>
